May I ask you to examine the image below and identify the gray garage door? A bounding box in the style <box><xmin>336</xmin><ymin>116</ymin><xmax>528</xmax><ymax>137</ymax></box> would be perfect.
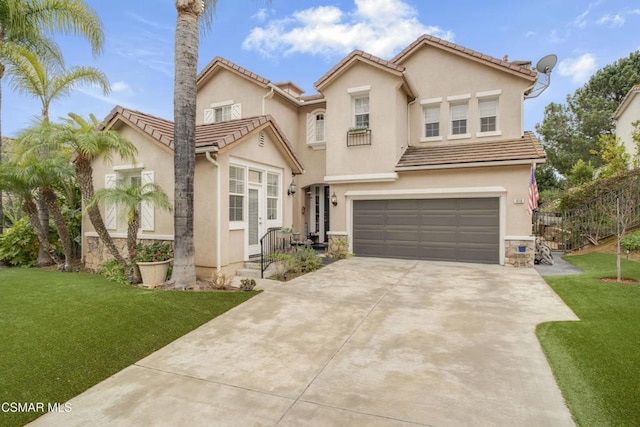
<box><xmin>353</xmin><ymin>198</ymin><xmax>499</xmax><ymax>264</ymax></box>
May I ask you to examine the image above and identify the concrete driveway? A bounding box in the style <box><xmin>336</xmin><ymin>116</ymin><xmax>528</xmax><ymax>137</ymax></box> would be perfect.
<box><xmin>32</xmin><ymin>258</ymin><xmax>578</xmax><ymax>426</ymax></box>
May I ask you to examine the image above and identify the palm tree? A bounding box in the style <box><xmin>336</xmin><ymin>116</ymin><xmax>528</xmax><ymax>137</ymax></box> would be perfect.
<box><xmin>89</xmin><ymin>179</ymin><xmax>171</xmax><ymax>283</ymax></box>
<box><xmin>0</xmin><ymin>159</ymin><xmax>63</xmax><ymax>266</ymax></box>
<box><xmin>0</xmin><ymin>0</ymin><xmax>104</xmax><ymax>233</ymax></box>
<box><xmin>6</xmin><ymin>46</ymin><xmax>109</xmax><ymax>264</ymax></box>
<box><xmin>171</xmin><ymin>0</ymin><xmax>216</xmax><ymax>288</ymax></box>
<box><xmin>17</xmin><ymin>150</ymin><xmax>77</xmax><ymax>271</ymax></box>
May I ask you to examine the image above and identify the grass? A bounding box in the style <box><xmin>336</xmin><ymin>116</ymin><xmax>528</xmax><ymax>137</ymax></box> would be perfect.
<box><xmin>0</xmin><ymin>268</ymin><xmax>258</xmax><ymax>427</ymax></box>
<box><xmin>537</xmin><ymin>253</ymin><xmax>640</xmax><ymax>427</ymax></box>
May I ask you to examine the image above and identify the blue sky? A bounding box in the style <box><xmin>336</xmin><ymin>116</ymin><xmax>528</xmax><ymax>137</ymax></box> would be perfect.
<box><xmin>3</xmin><ymin>0</ymin><xmax>639</xmax><ymax>138</ymax></box>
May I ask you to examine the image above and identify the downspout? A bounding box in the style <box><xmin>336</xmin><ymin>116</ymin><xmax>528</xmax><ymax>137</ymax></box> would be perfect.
<box><xmin>262</xmin><ymin>87</ymin><xmax>275</xmax><ymax>115</ymax></box>
<box><xmin>522</xmin><ymin>80</ymin><xmax>537</xmax><ymax>136</ymax></box>
<box><xmin>205</xmin><ymin>150</ymin><xmax>222</xmax><ymax>272</ymax></box>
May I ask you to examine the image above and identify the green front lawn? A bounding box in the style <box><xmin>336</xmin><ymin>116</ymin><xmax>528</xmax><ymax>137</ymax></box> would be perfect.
<box><xmin>0</xmin><ymin>268</ymin><xmax>257</xmax><ymax>427</ymax></box>
<box><xmin>537</xmin><ymin>254</ymin><xmax>640</xmax><ymax>427</ymax></box>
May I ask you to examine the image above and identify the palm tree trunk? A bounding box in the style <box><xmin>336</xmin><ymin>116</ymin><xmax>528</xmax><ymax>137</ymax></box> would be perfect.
<box><xmin>0</xmin><ymin>61</ymin><xmax>5</xmax><ymax>234</ymax></box>
<box><xmin>36</xmin><ymin>190</ymin><xmax>53</xmax><ymax>265</ymax></box>
<box><xmin>75</xmin><ymin>157</ymin><xmax>128</xmax><ymax>269</ymax></box>
<box><xmin>22</xmin><ymin>198</ymin><xmax>62</xmax><ymax>266</ymax></box>
<box><xmin>42</xmin><ymin>186</ymin><xmax>75</xmax><ymax>271</ymax></box>
<box><xmin>170</xmin><ymin>1</ymin><xmax>200</xmax><ymax>288</ymax></box>
<box><xmin>127</xmin><ymin>212</ymin><xmax>141</xmax><ymax>283</ymax></box>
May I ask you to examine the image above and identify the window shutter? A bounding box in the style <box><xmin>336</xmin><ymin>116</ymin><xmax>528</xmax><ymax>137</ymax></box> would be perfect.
<box><xmin>306</xmin><ymin>113</ymin><xmax>316</xmax><ymax>144</ymax></box>
<box><xmin>204</xmin><ymin>108</ymin><xmax>214</xmax><ymax>124</ymax></box>
<box><xmin>231</xmin><ymin>103</ymin><xmax>242</xmax><ymax>120</ymax></box>
<box><xmin>140</xmin><ymin>171</ymin><xmax>155</xmax><ymax>231</ymax></box>
<box><xmin>104</xmin><ymin>174</ymin><xmax>117</xmax><ymax>230</ymax></box>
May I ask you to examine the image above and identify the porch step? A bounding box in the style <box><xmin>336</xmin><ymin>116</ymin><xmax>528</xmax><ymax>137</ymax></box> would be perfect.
<box><xmin>243</xmin><ymin>261</ymin><xmax>261</xmax><ymax>270</ymax></box>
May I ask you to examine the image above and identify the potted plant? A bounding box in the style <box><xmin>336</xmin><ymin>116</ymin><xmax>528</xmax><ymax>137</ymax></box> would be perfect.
<box><xmin>133</xmin><ymin>241</ymin><xmax>173</xmax><ymax>287</ymax></box>
<box><xmin>279</xmin><ymin>226</ymin><xmax>294</xmax><ymax>240</ymax></box>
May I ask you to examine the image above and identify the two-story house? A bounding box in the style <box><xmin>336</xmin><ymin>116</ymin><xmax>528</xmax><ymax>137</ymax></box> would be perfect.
<box><xmin>82</xmin><ymin>34</ymin><xmax>545</xmax><ymax>275</ymax></box>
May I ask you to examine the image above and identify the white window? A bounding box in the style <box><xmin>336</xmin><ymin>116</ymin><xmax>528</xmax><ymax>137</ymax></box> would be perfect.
<box><xmin>354</xmin><ymin>96</ymin><xmax>370</xmax><ymax>128</ymax></box>
<box><xmin>306</xmin><ymin>110</ymin><xmax>327</xmax><ymax>149</ymax></box>
<box><xmin>423</xmin><ymin>106</ymin><xmax>440</xmax><ymax>138</ymax></box>
<box><xmin>479</xmin><ymin>99</ymin><xmax>498</xmax><ymax>133</ymax></box>
<box><xmin>105</xmin><ymin>169</ymin><xmax>156</xmax><ymax>232</ymax></box>
<box><xmin>450</xmin><ymin>103</ymin><xmax>468</xmax><ymax>135</ymax></box>
<box><xmin>267</xmin><ymin>173</ymin><xmax>279</xmax><ymax>221</ymax></box>
<box><xmin>204</xmin><ymin>102</ymin><xmax>241</xmax><ymax>124</ymax></box>
<box><xmin>229</xmin><ymin>165</ymin><xmax>245</xmax><ymax>222</ymax></box>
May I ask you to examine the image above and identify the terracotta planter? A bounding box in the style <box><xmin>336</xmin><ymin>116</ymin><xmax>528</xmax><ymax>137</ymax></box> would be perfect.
<box><xmin>137</xmin><ymin>260</ymin><xmax>171</xmax><ymax>287</ymax></box>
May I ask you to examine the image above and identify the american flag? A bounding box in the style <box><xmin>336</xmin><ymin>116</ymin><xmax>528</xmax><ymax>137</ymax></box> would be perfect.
<box><xmin>527</xmin><ymin>163</ymin><xmax>539</xmax><ymax>215</ymax></box>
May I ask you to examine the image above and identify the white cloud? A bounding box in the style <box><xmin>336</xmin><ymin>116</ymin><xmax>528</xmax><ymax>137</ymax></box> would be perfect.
<box><xmin>597</xmin><ymin>13</ymin><xmax>625</xmax><ymax>27</ymax></box>
<box><xmin>111</xmin><ymin>81</ymin><xmax>133</xmax><ymax>95</ymax></box>
<box><xmin>252</xmin><ymin>8</ymin><xmax>272</xmax><ymax>22</ymax></box>
<box><xmin>524</xmin><ymin>30</ymin><xmax>536</xmax><ymax>37</ymax></box>
<box><xmin>242</xmin><ymin>0</ymin><xmax>454</xmax><ymax>59</ymax></box>
<box><xmin>558</xmin><ymin>53</ymin><xmax>597</xmax><ymax>84</ymax></box>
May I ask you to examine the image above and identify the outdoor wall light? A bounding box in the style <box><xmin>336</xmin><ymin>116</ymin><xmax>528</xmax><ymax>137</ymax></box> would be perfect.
<box><xmin>331</xmin><ymin>192</ymin><xmax>338</xmax><ymax>206</ymax></box>
<box><xmin>287</xmin><ymin>180</ymin><xmax>297</xmax><ymax>196</ymax></box>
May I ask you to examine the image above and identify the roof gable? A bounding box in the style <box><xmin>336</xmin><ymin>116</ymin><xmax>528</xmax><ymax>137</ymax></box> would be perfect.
<box><xmin>314</xmin><ymin>50</ymin><xmax>410</xmax><ymax>93</ymax></box>
<box><xmin>197</xmin><ymin>56</ymin><xmax>271</xmax><ymax>90</ymax></box>
<box><xmin>102</xmin><ymin>106</ymin><xmax>303</xmax><ymax>174</ymax></box>
<box><xmin>392</xmin><ymin>34</ymin><xmax>537</xmax><ymax>81</ymax></box>
<box><xmin>613</xmin><ymin>84</ymin><xmax>640</xmax><ymax>120</ymax></box>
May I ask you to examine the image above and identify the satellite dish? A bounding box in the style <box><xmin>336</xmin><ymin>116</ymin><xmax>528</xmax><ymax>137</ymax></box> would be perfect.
<box><xmin>535</xmin><ymin>54</ymin><xmax>557</xmax><ymax>74</ymax></box>
<box><xmin>525</xmin><ymin>54</ymin><xmax>558</xmax><ymax>99</ymax></box>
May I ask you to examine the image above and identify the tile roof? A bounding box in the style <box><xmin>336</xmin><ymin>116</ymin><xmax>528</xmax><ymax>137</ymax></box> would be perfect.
<box><xmin>103</xmin><ymin>106</ymin><xmax>303</xmax><ymax>173</ymax></box>
<box><xmin>613</xmin><ymin>84</ymin><xmax>640</xmax><ymax>119</ymax></box>
<box><xmin>396</xmin><ymin>132</ymin><xmax>545</xmax><ymax>170</ymax></box>
<box><xmin>315</xmin><ymin>50</ymin><xmax>406</xmax><ymax>90</ymax></box>
<box><xmin>197</xmin><ymin>56</ymin><xmax>271</xmax><ymax>88</ymax></box>
<box><xmin>391</xmin><ymin>34</ymin><xmax>537</xmax><ymax>80</ymax></box>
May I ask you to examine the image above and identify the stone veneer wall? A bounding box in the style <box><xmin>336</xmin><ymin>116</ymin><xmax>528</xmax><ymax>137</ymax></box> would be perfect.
<box><xmin>84</xmin><ymin>236</ymin><xmax>173</xmax><ymax>272</ymax></box>
<box><xmin>327</xmin><ymin>232</ymin><xmax>349</xmax><ymax>257</ymax></box>
<box><xmin>504</xmin><ymin>239</ymin><xmax>535</xmax><ymax>268</ymax></box>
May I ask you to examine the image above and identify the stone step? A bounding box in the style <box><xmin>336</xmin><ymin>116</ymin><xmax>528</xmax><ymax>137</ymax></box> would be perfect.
<box><xmin>244</xmin><ymin>261</ymin><xmax>261</xmax><ymax>270</ymax></box>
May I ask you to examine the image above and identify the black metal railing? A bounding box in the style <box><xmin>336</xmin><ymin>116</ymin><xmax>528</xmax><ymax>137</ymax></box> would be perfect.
<box><xmin>346</xmin><ymin>128</ymin><xmax>371</xmax><ymax>147</ymax></box>
<box><xmin>260</xmin><ymin>227</ymin><xmax>289</xmax><ymax>278</ymax></box>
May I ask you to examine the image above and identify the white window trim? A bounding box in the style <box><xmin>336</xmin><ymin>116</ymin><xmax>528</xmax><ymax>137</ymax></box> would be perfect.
<box><xmin>347</xmin><ymin>85</ymin><xmax>371</xmax><ymax>94</ymax></box>
<box><xmin>113</xmin><ymin>163</ymin><xmax>144</xmax><ymax>171</ymax></box>
<box><xmin>446</xmin><ymin>93</ymin><xmax>471</xmax><ymax>102</ymax></box>
<box><xmin>266</xmin><ymin>172</ymin><xmax>281</xmax><ymax>222</ymax></box>
<box><xmin>210</xmin><ymin>100</ymin><xmax>234</xmax><ymax>108</ymax></box>
<box><xmin>306</xmin><ymin>109</ymin><xmax>327</xmax><ymax>150</ymax></box>
<box><xmin>449</xmin><ymin>133</ymin><xmax>471</xmax><ymax>140</ymax></box>
<box><xmin>352</xmin><ymin>94</ymin><xmax>370</xmax><ymax>128</ymax></box>
<box><xmin>228</xmin><ymin>158</ymin><xmax>284</xmax><ymax>231</ymax></box>
<box><xmin>476</xmin><ymin>89</ymin><xmax>502</xmax><ymax>98</ymax></box>
<box><xmin>420</xmin><ymin>97</ymin><xmax>443</xmax><ymax>105</ymax></box>
<box><xmin>477</xmin><ymin>130</ymin><xmax>503</xmax><ymax>138</ymax></box>
<box><xmin>420</xmin><ymin>136</ymin><xmax>443</xmax><ymax>142</ymax></box>
<box><xmin>229</xmin><ymin>165</ymin><xmax>246</xmax><ymax>228</ymax></box>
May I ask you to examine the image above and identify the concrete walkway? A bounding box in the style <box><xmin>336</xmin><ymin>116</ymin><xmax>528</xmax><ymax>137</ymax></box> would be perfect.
<box><xmin>32</xmin><ymin>258</ymin><xmax>578</xmax><ymax>426</ymax></box>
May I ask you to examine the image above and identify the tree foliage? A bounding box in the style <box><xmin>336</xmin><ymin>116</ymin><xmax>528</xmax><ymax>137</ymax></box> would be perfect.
<box><xmin>536</xmin><ymin>51</ymin><xmax>640</xmax><ymax>177</ymax></box>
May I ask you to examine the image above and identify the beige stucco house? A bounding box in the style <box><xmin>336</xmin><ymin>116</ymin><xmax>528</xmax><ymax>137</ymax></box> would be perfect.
<box><xmin>83</xmin><ymin>34</ymin><xmax>546</xmax><ymax>274</ymax></box>
<box><xmin>613</xmin><ymin>84</ymin><xmax>640</xmax><ymax>164</ymax></box>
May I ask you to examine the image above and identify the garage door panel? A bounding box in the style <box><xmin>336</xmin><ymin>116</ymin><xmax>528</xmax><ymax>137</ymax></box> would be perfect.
<box><xmin>353</xmin><ymin>198</ymin><xmax>499</xmax><ymax>264</ymax></box>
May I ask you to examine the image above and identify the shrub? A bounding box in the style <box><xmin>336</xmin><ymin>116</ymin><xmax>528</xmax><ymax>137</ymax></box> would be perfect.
<box><xmin>240</xmin><ymin>278</ymin><xmax>257</xmax><ymax>291</ymax></box>
<box><xmin>289</xmin><ymin>247</ymin><xmax>322</xmax><ymax>273</ymax></box>
<box><xmin>0</xmin><ymin>217</ymin><xmax>38</xmax><ymax>266</ymax></box>
<box><xmin>98</xmin><ymin>259</ymin><xmax>129</xmax><ymax>286</ymax></box>
<box><xmin>132</xmin><ymin>241</ymin><xmax>173</xmax><ymax>262</ymax></box>
<box><xmin>621</xmin><ymin>231</ymin><xmax>640</xmax><ymax>253</ymax></box>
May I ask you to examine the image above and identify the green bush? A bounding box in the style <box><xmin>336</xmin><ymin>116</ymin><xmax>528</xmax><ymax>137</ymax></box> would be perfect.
<box><xmin>0</xmin><ymin>217</ymin><xmax>38</xmax><ymax>266</ymax></box>
<box><xmin>98</xmin><ymin>259</ymin><xmax>129</xmax><ymax>286</ymax></box>
<box><xmin>289</xmin><ymin>247</ymin><xmax>322</xmax><ymax>273</ymax></box>
<box><xmin>621</xmin><ymin>231</ymin><xmax>640</xmax><ymax>253</ymax></box>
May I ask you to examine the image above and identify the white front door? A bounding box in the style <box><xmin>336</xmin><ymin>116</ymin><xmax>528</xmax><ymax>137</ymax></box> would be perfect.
<box><xmin>248</xmin><ymin>184</ymin><xmax>265</xmax><ymax>256</ymax></box>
